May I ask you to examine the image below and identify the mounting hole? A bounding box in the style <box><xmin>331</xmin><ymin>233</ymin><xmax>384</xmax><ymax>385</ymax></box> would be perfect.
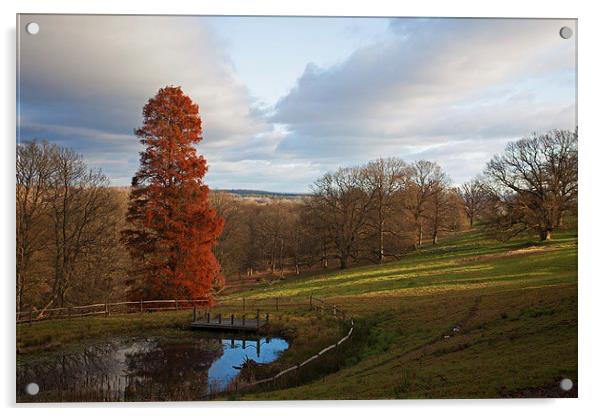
<box><xmin>26</xmin><ymin>22</ymin><xmax>40</xmax><ymax>35</ymax></box>
<box><xmin>559</xmin><ymin>378</ymin><xmax>573</xmax><ymax>391</ymax></box>
<box><xmin>559</xmin><ymin>26</ymin><xmax>573</xmax><ymax>40</ymax></box>
<box><xmin>25</xmin><ymin>382</ymin><xmax>39</xmax><ymax>396</ymax></box>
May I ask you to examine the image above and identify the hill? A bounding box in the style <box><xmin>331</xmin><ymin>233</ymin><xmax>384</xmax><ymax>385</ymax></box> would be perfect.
<box><xmin>215</xmin><ymin>189</ymin><xmax>307</xmax><ymax>198</ymax></box>
<box><xmin>225</xmin><ymin>221</ymin><xmax>578</xmax><ymax>399</ymax></box>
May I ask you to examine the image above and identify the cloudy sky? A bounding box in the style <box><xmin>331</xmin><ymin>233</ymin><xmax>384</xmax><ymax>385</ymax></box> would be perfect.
<box><xmin>17</xmin><ymin>15</ymin><xmax>576</xmax><ymax>192</ymax></box>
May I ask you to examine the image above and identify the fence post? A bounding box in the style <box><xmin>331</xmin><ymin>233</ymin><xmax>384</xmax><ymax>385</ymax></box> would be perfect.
<box><xmin>256</xmin><ymin>309</ymin><xmax>260</xmax><ymax>329</ymax></box>
<box><xmin>218</xmin><ymin>313</ymin><xmax>222</xmax><ymax>324</ymax></box>
<box><xmin>231</xmin><ymin>313</ymin><xmax>234</xmax><ymax>326</ymax></box>
<box><xmin>276</xmin><ymin>297</ymin><xmax>279</xmax><ymax>311</ymax></box>
<box><xmin>193</xmin><ymin>306</ymin><xmax>197</xmax><ymax>321</ymax></box>
<box><xmin>29</xmin><ymin>309</ymin><xmax>33</xmax><ymax>325</ymax></box>
<box><xmin>207</xmin><ymin>312</ymin><xmax>211</xmax><ymax>323</ymax></box>
<box><xmin>242</xmin><ymin>314</ymin><xmax>246</xmax><ymax>327</ymax></box>
<box><xmin>243</xmin><ymin>297</ymin><xmax>246</xmax><ymax>313</ymax></box>
<box><xmin>139</xmin><ymin>300</ymin><xmax>143</xmax><ymax>313</ymax></box>
<box><xmin>175</xmin><ymin>299</ymin><xmax>179</xmax><ymax>311</ymax></box>
<box><xmin>309</xmin><ymin>295</ymin><xmax>313</xmax><ymax>310</ymax></box>
<box><xmin>105</xmin><ymin>302</ymin><xmax>109</xmax><ymax>316</ymax></box>
<box><xmin>266</xmin><ymin>312</ymin><xmax>270</xmax><ymax>324</ymax></box>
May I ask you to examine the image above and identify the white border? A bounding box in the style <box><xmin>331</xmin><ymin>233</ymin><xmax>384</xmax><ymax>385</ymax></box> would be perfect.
<box><xmin>2</xmin><ymin>1</ymin><xmax>600</xmax><ymax>415</ymax></box>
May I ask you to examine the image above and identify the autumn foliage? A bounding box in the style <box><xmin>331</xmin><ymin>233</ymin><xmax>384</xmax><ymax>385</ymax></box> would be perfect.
<box><xmin>122</xmin><ymin>86</ymin><xmax>224</xmax><ymax>301</ymax></box>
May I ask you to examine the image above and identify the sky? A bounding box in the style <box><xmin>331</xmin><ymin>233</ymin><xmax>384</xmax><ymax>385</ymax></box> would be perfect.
<box><xmin>17</xmin><ymin>15</ymin><xmax>576</xmax><ymax>192</ymax></box>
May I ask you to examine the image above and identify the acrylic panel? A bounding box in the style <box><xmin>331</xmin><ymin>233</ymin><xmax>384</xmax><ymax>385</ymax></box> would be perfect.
<box><xmin>16</xmin><ymin>14</ymin><xmax>577</xmax><ymax>402</ymax></box>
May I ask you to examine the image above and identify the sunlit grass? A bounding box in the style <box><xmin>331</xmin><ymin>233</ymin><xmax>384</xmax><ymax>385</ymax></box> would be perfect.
<box><xmin>18</xmin><ymin>220</ymin><xmax>577</xmax><ymax>400</ymax></box>
<box><xmin>233</xmin><ymin>222</ymin><xmax>577</xmax><ymax>399</ymax></box>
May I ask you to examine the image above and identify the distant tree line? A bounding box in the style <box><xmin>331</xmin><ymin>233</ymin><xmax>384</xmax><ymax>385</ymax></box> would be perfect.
<box><xmin>211</xmin><ymin>158</ymin><xmax>466</xmax><ymax>275</ymax></box>
<box><xmin>16</xmin><ymin>129</ymin><xmax>577</xmax><ymax>310</ymax></box>
<box><xmin>198</xmin><ymin>129</ymin><xmax>579</xmax><ymax>277</ymax></box>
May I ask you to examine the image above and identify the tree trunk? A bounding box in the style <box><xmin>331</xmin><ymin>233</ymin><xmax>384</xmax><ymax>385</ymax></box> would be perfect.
<box><xmin>321</xmin><ymin>242</ymin><xmax>328</xmax><ymax>268</ymax></box>
<box><xmin>539</xmin><ymin>229</ymin><xmax>552</xmax><ymax>241</ymax></box>
<box><xmin>378</xmin><ymin>219</ymin><xmax>385</xmax><ymax>264</ymax></box>
<box><xmin>555</xmin><ymin>213</ymin><xmax>564</xmax><ymax>228</ymax></box>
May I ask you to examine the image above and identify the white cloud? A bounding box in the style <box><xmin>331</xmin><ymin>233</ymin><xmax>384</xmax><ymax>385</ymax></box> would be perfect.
<box><xmin>19</xmin><ymin>16</ymin><xmax>577</xmax><ymax>191</ymax></box>
<box><xmin>272</xmin><ymin>18</ymin><xmax>577</xmax><ymax>182</ymax></box>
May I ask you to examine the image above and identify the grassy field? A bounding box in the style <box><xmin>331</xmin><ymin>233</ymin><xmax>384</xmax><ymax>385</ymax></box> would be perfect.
<box><xmin>228</xmin><ymin>223</ymin><xmax>578</xmax><ymax>399</ymax></box>
<box><xmin>17</xmin><ymin>222</ymin><xmax>577</xmax><ymax>400</ymax></box>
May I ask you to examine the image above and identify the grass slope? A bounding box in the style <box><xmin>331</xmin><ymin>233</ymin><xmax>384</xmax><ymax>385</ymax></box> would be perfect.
<box><xmin>17</xmin><ymin>223</ymin><xmax>577</xmax><ymax>400</ymax></box>
<box><xmin>229</xmin><ymin>223</ymin><xmax>577</xmax><ymax>399</ymax></box>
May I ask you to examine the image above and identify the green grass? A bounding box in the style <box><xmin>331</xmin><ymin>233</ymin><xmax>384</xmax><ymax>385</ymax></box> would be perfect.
<box><xmin>17</xmin><ymin>221</ymin><xmax>578</xmax><ymax>399</ymax></box>
<box><xmin>230</xmin><ymin>222</ymin><xmax>577</xmax><ymax>399</ymax></box>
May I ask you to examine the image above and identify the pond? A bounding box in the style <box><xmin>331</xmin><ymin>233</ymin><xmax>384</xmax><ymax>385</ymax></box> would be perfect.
<box><xmin>16</xmin><ymin>334</ymin><xmax>289</xmax><ymax>402</ymax></box>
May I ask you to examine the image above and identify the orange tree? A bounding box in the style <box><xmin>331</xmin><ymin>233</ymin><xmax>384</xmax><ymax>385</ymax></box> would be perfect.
<box><xmin>122</xmin><ymin>86</ymin><xmax>224</xmax><ymax>301</ymax></box>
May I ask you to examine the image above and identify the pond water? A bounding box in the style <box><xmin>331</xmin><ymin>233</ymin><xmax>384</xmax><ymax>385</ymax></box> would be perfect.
<box><xmin>16</xmin><ymin>334</ymin><xmax>288</xmax><ymax>402</ymax></box>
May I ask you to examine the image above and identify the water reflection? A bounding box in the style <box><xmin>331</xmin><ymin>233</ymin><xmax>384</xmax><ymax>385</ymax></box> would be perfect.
<box><xmin>17</xmin><ymin>335</ymin><xmax>288</xmax><ymax>402</ymax></box>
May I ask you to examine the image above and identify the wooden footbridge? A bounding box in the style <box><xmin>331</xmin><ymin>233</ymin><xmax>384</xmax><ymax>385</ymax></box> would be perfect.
<box><xmin>190</xmin><ymin>309</ymin><xmax>269</xmax><ymax>332</ymax></box>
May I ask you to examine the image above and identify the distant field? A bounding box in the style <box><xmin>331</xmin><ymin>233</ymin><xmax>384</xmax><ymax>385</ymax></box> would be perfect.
<box><xmin>226</xmin><ymin>221</ymin><xmax>577</xmax><ymax>399</ymax></box>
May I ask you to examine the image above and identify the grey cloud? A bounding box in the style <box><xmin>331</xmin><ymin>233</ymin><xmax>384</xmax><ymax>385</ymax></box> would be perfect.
<box><xmin>19</xmin><ymin>15</ymin><xmax>272</xmax><ymax>184</ymax></box>
<box><xmin>18</xmin><ymin>16</ymin><xmax>577</xmax><ymax>191</ymax></box>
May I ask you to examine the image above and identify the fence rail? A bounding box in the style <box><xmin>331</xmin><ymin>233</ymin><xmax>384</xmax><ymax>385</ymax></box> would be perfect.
<box><xmin>16</xmin><ymin>299</ymin><xmax>210</xmax><ymax>324</ymax></box>
<box><xmin>17</xmin><ymin>293</ymin><xmax>355</xmax><ymax>399</ymax></box>
<box><xmin>16</xmin><ymin>295</ymin><xmax>320</xmax><ymax>324</ymax></box>
<box><xmin>217</xmin><ymin>295</ymin><xmax>355</xmax><ymax>398</ymax></box>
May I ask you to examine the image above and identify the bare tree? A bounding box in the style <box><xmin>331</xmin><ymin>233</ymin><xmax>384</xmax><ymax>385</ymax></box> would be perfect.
<box><xmin>405</xmin><ymin>161</ymin><xmax>447</xmax><ymax>248</ymax></box>
<box><xmin>485</xmin><ymin>129</ymin><xmax>577</xmax><ymax>241</ymax></box>
<box><xmin>310</xmin><ymin>167</ymin><xmax>376</xmax><ymax>269</ymax></box>
<box><xmin>16</xmin><ymin>141</ymin><xmax>57</xmax><ymax>312</ymax></box>
<box><xmin>17</xmin><ymin>141</ymin><xmax>124</xmax><ymax>313</ymax></box>
<box><xmin>44</xmin><ymin>147</ymin><xmax>120</xmax><ymax>310</ymax></box>
<box><xmin>426</xmin><ymin>187</ymin><xmax>464</xmax><ymax>245</ymax></box>
<box><xmin>460</xmin><ymin>177</ymin><xmax>487</xmax><ymax>227</ymax></box>
<box><xmin>361</xmin><ymin>158</ymin><xmax>408</xmax><ymax>263</ymax></box>
<box><xmin>210</xmin><ymin>192</ymin><xmax>249</xmax><ymax>277</ymax></box>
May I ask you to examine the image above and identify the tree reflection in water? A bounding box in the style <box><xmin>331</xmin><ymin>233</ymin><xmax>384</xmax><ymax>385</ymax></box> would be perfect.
<box><xmin>17</xmin><ymin>335</ymin><xmax>287</xmax><ymax>402</ymax></box>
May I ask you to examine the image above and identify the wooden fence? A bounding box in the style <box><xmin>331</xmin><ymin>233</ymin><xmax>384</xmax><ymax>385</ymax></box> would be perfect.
<box><xmin>17</xmin><ymin>293</ymin><xmax>355</xmax><ymax>398</ymax></box>
<box><xmin>16</xmin><ymin>299</ymin><xmax>210</xmax><ymax>324</ymax></box>
<box><xmin>215</xmin><ymin>295</ymin><xmax>355</xmax><ymax>398</ymax></box>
